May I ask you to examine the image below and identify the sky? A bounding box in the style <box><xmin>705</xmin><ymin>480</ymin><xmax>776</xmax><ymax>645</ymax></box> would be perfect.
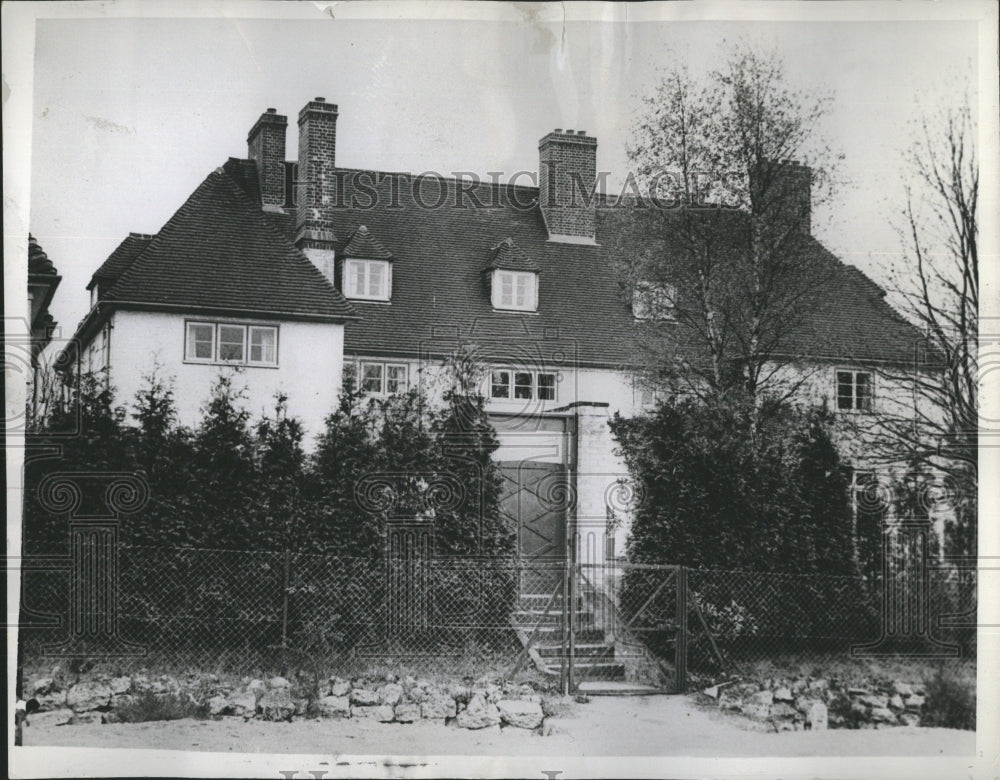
<box><xmin>19</xmin><ymin>4</ymin><xmax>983</xmax><ymax>337</ymax></box>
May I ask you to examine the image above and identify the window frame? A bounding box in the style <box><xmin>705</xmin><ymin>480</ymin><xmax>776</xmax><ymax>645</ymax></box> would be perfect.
<box><xmin>185</xmin><ymin>321</ymin><xmax>218</xmax><ymax>364</ymax></box>
<box><xmin>217</xmin><ymin>323</ymin><xmax>248</xmax><ymax>364</ymax></box>
<box><xmin>491</xmin><ymin>270</ymin><xmax>538</xmax><ymax>312</ymax></box>
<box><xmin>248</xmin><ymin>325</ymin><xmax>279</xmax><ymax>367</ymax></box>
<box><xmin>488</xmin><ymin>368</ymin><xmax>558</xmax><ymax>402</ymax></box>
<box><xmin>836</xmin><ymin>368</ymin><xmax>874</xmax><ymax>413</ymax></box>
<box><xmin>357</xmin><ymin>360</ymin><xmax>409</xmax><ymax>395</ymax></box>
<box><xmin>344</xmin><ymin>258</ymin><xmax>392</xmax><ymax>302</ymax></box>
<box><xmin>183</xmin><ymin>319</ymin><xmax>280</xmax><ymax>367</ymax></box>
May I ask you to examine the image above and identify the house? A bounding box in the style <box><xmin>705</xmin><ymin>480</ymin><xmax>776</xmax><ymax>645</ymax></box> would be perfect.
<box><xmin>60</xmin><ymin>98</ymin><xmax>931</xmax><ymax>573</ymax></box>
<box><xmin>26</xmin><ymin>235</ymin><xmax>61</xmax><ymax>417</ymax></box>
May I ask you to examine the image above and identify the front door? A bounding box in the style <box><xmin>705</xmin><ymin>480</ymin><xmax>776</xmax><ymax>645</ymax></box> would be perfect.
<box><xmin>499</xmin><ymin>461</ymin><xmax>568</xmax><ymax>594</ymax></box>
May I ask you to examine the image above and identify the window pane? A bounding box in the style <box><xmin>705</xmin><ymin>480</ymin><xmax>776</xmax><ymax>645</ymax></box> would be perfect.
<box><xmin>348</xmin><ymin>261</ymin><xmax>366</xmax><ymax>297</ymax></box>
<box><xmin>361</xmin><ymin>363</ymin><xmax>383</xmax><ymax>393</ymax></box>
<box><xmin>836</xmin><ymin>371</ymin><xmax>853</xmax><ymax>410</ymax></box>
<box><xmin>386</xmin><ymin>364</ymin><xmax>407</xmax><ymax>394</ymax></box>
<box><xmin>218</xmin><ymin>325</ymin><xmax>245</xmax><ymax>362</ymax></box>
<box><xmin>515</xmin><ymin>274</ymin><xmax>528</xmax><ymax>307</ymax></box>
<box><xmin>491</xmin><ymin>370</ymin><xmax>511</xmax><ymax>399</ymax></box>
<box><xmin>500</xmin><ymin>273</ymin><xmax>513</xmax><ymax>306</ymax></box>
<box><xmin>854</xmin><ymin>372</ymin><xmax>871</xmax><ymax>411</ymax></box>
<box><xmin>249</xmin><ymin>327</ymin><xmax>276</xmax><ymax>364</ymax></box>
<box><xmin>514</xmin><ymin>371</ymin><xmax>533</xmax><ymax>399</ymax></box>
<box><xmin>187</xmin><ymin>323</ymin><xmax>214</xmax><ymax>360</ymax></box>
<box><xmin>368</xmin><ymin>262</ymin><xmax>384</xmax><ymax>298</ymax></box>
<box><xmin>538</xmin><ymin>373</ymin><xmax>556</xmax><ymax>401</ymax></box>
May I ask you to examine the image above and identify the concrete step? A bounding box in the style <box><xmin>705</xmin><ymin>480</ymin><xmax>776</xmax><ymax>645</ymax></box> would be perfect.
<box><xmin>576</xmin><ymin>680</ymin><xmax>666</xmax><ymax>695</ymax></box>
<box><xmin>536</xmin><ymin>642</ymin><xmax>614</xmax><ymax>658</ymax></box>
<box><xmin>517</xmin><ymin>594</ymin><xmax>586</xmax><ymax>610</ymax></box>
<box><xmin>512</xmin><ymin>609</ymin><xmax>595</xmax><ymax>627</ymax></box>
<box><xmin>541</xmin><ymin>660</ymin><xmax>627</xmax><ymax>681</ymax></box>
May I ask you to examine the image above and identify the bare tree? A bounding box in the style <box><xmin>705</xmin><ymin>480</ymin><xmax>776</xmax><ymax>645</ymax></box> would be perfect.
<box><xmin>612</xmin><ymin>45</ymin><xmax>843</xmax><ymax>433</ymax></box>
<box><xmin>868</xmin><ymin>99</ymin><xmax>978</xmax><ymax>558</ymax></box>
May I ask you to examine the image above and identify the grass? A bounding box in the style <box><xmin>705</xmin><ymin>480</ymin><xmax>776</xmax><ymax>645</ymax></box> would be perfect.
<box><xmin>730</xmin><ymin>652</ymin><xmax>976</xmax><ymax>689</ymax></box>
<box><xmin>921</xmin><ymin>663</ymin><xmax>976</xmax><ymax>730</ymax></box>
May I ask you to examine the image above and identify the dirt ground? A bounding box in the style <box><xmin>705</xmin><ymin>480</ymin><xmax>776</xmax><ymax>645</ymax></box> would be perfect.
<box><xmin>22</xmin><ymin>694</ymin><xmax>975</xmax><ymax>757</ymax></box>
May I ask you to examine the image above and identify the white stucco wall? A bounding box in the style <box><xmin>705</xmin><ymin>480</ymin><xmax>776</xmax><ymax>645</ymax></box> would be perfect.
<box><xmin>108</xmin><ymin>310</ymin><xmax>344</xmax><ymax>446</ymax></box>
<box><xmin>343</xmin><ymin>351</ymin><xmax>947</xmax><ymax>565</ymax></box>
<box><xmin>347</xmin><ymin>354</ymin><xmax>640</xmax><ymax>567</ymax></box>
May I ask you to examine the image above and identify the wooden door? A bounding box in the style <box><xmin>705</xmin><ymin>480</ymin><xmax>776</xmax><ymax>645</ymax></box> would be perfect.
<box><xmin>499</xmin><ymin>461</ymin><xmax>568</xmax><ymax>593</ymax></box>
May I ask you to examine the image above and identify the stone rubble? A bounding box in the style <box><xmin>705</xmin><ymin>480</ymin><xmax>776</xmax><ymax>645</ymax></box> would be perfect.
<box><xmin>700</xmin><ymin>675</ymin><xmax>931</xmax><ymax>730</ymax></box>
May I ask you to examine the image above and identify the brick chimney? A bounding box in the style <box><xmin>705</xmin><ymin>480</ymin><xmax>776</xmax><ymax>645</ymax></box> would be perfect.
<box><xmin>295</xmin><ymin>97</ymin><xmax>340</xmax><ymax>284</ymax></box>
<box><xmin>538</xmin><ymin>129</ymin><xmax>598</xmax><ymax>244</ymax></box>
<box><xmin>247</xmin><ymin>108</ymin><xmax>288</xmax><ymax>209</ymax></box>
<box><xmin>753</xmin><ymin>159</ymin><xmax>812</xmax><ymax>234</ymax></box>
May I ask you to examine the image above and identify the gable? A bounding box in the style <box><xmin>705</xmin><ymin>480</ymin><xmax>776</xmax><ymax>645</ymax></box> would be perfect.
<box><xmin>101</xmin><ymin>159</ymin><xmax>355</xmax><ymax>323</ymax></box>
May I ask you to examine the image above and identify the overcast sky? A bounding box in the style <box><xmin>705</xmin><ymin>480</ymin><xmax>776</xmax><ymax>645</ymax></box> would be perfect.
<box><xmin>23</xmin><ymin>6</ymin><xmax>981</xmax><ymax>335</ymax></box>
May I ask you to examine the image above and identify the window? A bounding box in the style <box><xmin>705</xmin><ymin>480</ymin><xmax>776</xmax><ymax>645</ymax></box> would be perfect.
<box><xmin>492</xmin><ymin>270</ymin><xmax>537</xmax><ymax>311</ymax></box>
<box><xmin>837</xmin><ymin>370</ymin><xmax>872</xmax><ymax>412</ymax></box>
<box><xmin>514</xmin><ymin>371</ymin><xmax>533</xmax><ymax>399</ymax></box>
<box><xmin>345</xmin><ymin>259</ymin><xmax>391</xmax><ymax>301</ymax></box>
<box><xmin>249</xmin><ymin>326</ymin><xmax>277</xmax><ymax>366</ymax></box>
<box><xmin>385</xmin><ymin>364</ymin><xmax>408</xmax><ymax>394</ymax></box>
<box><xmin>186</xmin><ymin>322</ymin><xmax>215</xmax><ymax>362</ymax></box>
<box><xmin>633</xmin><ymin>282</ymin><xmax>676</xmax><ymax>321</ymax></box>
<box><xmin>537</xmin><ymin>373</ymin><xmax>556</xmax><ymax>401</ymax></box>
<box><xmin>491</xmin><ymin>370</ymin><xmax>512</xmax><ymax>399</ymax></box>
<box><xmin>359</xmin><ymin>361</ymin><xmax>408</xmax><ymax>395</ymax></box>
<box><xmin>218</xmin><ymin>325</ymin><xmax>246</xmax><ymax>362</ymax></box>
<box><xmin>490</xmin><ymin>369</ymin><xmax>557</xmax><ymax>401</ymax></box>
<box><xmin>360</xmin><ymin>363</ymin><xmax>384</xmax><ymax>393</ymax></box>
<box><xmin>184</xmin><ymin>321</ymin><xmax>279</xmax><ymax>366</ymax></box>
<box><xmin>635</xmin><ymin>386</ymin><xmax>659</xmax><ymax>408</ymax></box>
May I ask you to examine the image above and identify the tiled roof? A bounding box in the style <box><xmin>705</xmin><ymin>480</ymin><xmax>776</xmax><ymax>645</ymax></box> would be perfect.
<box><xmin>88</xmin><ymin>233</ymin><xmax>152</xmax><ymax>289</ymax></box>
<box><xmin>28</xmin><ymin>235</ymin><xmax>59</xmax><ymax>279</ymax></box>
<box><xmin>342</xmin><ymin>226</ymin><xmax>393</xmax><ymax>260</ymax></box>
<box><xmin>94</xmin><ymin>158</ymin><xmax>355</xmax><ymax>322</ymax></box>
<box><xmin>256</xmin><ymin>169</ymin><xmax>921</xmax><ymax>369</ymax></box>
<box><xmin>76</xmin><ymin>155</ymin><xmax>924</xmax><ymax>372</ymax></box>
<box><xmin>485</xmin><ymin>238</ymin><xmax>540</xmax><ymax>272</ymax></box>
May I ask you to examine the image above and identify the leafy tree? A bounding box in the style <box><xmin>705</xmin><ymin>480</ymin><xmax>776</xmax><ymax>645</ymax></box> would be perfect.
<box><xmin>187</xmin><ymin>373</ymin><xmax>258</xmax><ymax>548</ymax></box>
<box><xmin>309</xmin><ymin>366</ymin><xmax>386</xmax><ymax>556</ymax></box>
<box><xmin>610</xmin><ymin>398</ymin><xmax>857</xmax><ymax>575</ymax></box>
<box><xmin>22</xmin><ymin>372</ymin><xmax>134</xmax><ymax>548</ymax></box>
<box><xmin>254</xmin><ymin>394</ymin><xmax>308</xmax><ymax>551</ymax></box>
<box><xmin>613</xmin><ymin>45</ymin><xmax>843</xmax><ymax>435</ymax></box>
<box><xmin>125</xmin><ymin>368</ymin><xmax>197</xmax><ymax>546</ymax></box>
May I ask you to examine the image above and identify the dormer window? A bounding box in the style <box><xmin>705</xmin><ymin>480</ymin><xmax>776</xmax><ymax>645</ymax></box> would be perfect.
<box><xmin>484</xmin><ymin>238</ymin><xmax>540</xmax><ymax>312</ymax></box>
<box><xmin>344</xmin><ymin>258</ymin><xmax>391</xmax><ymax>301</ymax></box>
<box><xmin>633</xmin><ymin>282</ymin><xmax>677</xmax><ymax>321</ymax></box>
<box><xmin>340</xmin><ymin>226</ymin><xmax>394</xmax><ymax>302</ymax></box>
<box><xmin>492</xmin><ymin>270</ymin><xmax>538</xmax><ymax>311</ymax></box>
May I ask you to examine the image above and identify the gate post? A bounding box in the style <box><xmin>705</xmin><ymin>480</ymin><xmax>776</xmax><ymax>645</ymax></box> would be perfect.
<box><xmin>674</xmin><ymin>565</ymin><xmax>688</xmax><ymax>693</ymax></box>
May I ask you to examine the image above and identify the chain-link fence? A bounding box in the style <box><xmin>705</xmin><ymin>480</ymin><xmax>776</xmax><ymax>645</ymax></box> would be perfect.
<box><xmin>581</xmin><ymin>559</ymin><xmax>977</xmax><ymax>688</ymax></box>
<box><xmin>16</xmin><ymin>542</ymin><xmax>977</xmax><ymax>692</ymax></box>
